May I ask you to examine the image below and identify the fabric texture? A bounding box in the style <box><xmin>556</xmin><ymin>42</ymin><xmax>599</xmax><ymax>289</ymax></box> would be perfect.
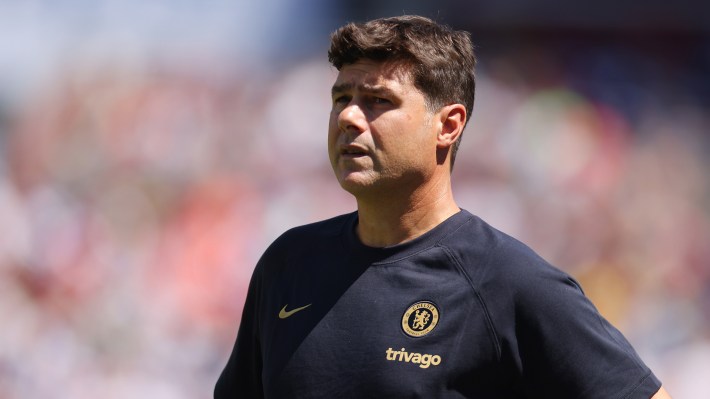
<box><xmin>215</xmin><ymin>209</ymin><xmax>661</xmax><ymax>398</ymax></box>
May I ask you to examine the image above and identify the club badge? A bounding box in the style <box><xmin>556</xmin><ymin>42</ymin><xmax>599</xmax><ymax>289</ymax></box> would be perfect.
<box><xmin>402</xmin><ymin>301</ymin><xmax>440</xmax><ymax>337</ymax></box>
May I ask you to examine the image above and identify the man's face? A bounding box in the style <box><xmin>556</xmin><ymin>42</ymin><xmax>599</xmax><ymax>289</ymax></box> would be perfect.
<box><xmin>328</xmin><ymin>60</ymin><xmax>439</xmax><ymax>197</ymax></box>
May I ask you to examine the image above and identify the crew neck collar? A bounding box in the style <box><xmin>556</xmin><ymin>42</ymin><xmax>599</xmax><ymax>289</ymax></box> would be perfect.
<box><xmin>342</xmin><ymin>209</ymin><xmax>472</xmax><ymax>264</ymax></box>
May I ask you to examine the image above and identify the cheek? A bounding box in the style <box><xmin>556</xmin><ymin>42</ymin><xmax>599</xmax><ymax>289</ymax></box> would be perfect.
<box><xmin>395</xmin><ymin>128</ymin><xmax>437</xmax><ymax>166</ymax></box>
<box><xmin>327</xmin><ymin>116</ymin><xmax>340</xmax><ymax>160</ymax></box>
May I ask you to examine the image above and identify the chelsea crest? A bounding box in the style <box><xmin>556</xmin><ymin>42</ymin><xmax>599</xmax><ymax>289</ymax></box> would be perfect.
<box><xmin>402</xmin><ymin>301</ymin><xmax>440</xmax><ymax>337</ymax></box>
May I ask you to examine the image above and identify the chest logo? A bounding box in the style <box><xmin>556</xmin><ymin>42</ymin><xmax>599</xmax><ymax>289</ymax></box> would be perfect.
<box><xmin>401</xmin><ymin>301</ymin><xmax>439</xmax><ymax>337</ymax></box>
<box><xmin>279</xmin><ymin>304</ymin><xmax>312</xmax><ymax>319</ymax></box>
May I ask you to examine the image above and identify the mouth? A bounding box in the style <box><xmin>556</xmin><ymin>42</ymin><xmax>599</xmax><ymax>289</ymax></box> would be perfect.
<box><xmin>340</xmin><ymin>145</ymin><xmax>368</xmax><ymax>157</ymax></box>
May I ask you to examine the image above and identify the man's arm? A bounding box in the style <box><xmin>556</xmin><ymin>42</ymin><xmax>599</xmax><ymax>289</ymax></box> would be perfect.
<box><xmin>652</xmin><ymin>386</ymin><xmax>672</xmax><ymax>399</ymax></box>
<box><xmin>214</xmin><ymin>265</ymin><xmax>264</xmax><ymax>399</ymax></box>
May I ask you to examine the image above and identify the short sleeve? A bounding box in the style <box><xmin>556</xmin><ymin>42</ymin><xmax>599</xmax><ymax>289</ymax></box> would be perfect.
<box><xmin>485</xmin><ymin>242</ymin><xmax>662</xmax><ymax>398</ymax></box>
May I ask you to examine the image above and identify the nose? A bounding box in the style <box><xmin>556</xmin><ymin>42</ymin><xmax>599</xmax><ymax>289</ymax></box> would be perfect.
<box><xmin>337</xmin><ymin>102</ymin><xmax>367</xmax><ymax>133</ymax></box>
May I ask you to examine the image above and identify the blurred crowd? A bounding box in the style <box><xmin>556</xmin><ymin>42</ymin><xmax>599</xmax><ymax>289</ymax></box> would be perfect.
<box><xmin>0</xmin><ymin>19</ymin><xmax>709</xmax><ymax>399</ymax></box>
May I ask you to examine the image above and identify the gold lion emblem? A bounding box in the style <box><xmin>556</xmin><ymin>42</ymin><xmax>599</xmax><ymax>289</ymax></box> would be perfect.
<box><xmin>402</xmin><ymin>301</ymin><xmax>439</xmax><ymax>337</ymax></box>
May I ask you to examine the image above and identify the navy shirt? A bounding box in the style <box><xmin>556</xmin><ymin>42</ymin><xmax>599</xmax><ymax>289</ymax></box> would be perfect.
<box><xmin>215</xmin><ymin>210</ymin><xmax>661</xmax><ymax>398</ymax></box>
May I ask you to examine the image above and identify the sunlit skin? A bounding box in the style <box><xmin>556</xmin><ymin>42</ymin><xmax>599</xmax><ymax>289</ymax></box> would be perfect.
<box><xmin>328</xmin><ymin>60</ymin><xmax>466</xmax><ymax>247</ymax></box>
<box><xmin>653</xmin><ymin>387</ymin><xmax>672</xmax><ymax>399</ymax></box>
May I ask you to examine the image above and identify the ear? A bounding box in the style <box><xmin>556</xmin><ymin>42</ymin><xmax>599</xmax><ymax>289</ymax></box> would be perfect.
<box><xmin>436</xmin><ymin>104</ymin><xmax>466</xmax><ymax>149</ymax></box>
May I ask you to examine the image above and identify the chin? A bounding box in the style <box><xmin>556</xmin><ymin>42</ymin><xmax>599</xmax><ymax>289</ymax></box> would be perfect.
<box><xmin>337</xmin><ymin>176</ymin><xmax>376</xmax><ymax>196</ymax></box>
<box><xmin>337</xmin><ymin>179</ymin><xmax>369</xmax><ymax>195</ymax></box>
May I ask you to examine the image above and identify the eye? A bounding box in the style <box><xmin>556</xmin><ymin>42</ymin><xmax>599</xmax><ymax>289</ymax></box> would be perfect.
<box><xmin>372</xmin><ymin>97</ymin><xmax>391</xmax><ymax>105</ymax></box>
<box><xmin>332</xmin><ymin>95</ymin><xmax>351</xmax><ymax>105</ymax></box>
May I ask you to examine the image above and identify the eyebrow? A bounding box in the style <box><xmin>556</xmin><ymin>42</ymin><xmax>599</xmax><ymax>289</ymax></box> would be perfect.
<box><xmin>331</xmin><ymin>82</ymin><xmax>395</xmax><ymax>97</ymax></box>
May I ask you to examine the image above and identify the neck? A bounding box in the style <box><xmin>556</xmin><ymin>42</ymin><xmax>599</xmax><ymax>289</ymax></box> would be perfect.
<box><xmin>354</xmin><ymin>175</ymin><xmax>459</xmax><ymax>247</ymax></box>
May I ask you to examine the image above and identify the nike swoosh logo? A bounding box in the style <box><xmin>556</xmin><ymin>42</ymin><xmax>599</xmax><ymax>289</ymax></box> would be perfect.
<box><xmin>279</xmin><ymin>303</ymin><xmax>312</xmax><ymax>319</ymax></box>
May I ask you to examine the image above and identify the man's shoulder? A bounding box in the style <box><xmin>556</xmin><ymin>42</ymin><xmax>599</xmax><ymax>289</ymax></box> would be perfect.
<box><xmin>280</xmin><ymin>212</ymin><xmax>355</xmax><ymax>241</ymax></box>
<box><xmin>255</xmin><ymin>212</ymin><xmax>355</xmax><ymax>274</ymax></box>
<box><xmin>445</xmin><ymin>211</ymin><xmax>580</xmax><ymax>313</ymax></box>
<box><xmin>264</xmin><ymin>211</ymin><xmax>355</xmax><ymax>255</ymax></box>
<box><xmin>441</xmin><ymin>211</ymin><xmax>535</xmax><ymax>260</ymax></box>
<box><xmin>442</xmin><ymin>211</ymin><xmax>558</xmax><ymax>281</ymax></box>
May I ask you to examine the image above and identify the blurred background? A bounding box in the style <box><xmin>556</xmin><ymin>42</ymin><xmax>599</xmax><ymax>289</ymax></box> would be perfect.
<box><xmin>0</xmin><ymin>1</ymin><xmax>708</xmax><ymax>397</ymax></box>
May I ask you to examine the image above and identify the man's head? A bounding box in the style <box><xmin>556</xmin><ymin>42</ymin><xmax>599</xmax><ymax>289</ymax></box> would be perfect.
<box><xmin>328</xmin><ymin>15</ymin><xmax>476</xmax><ymax>168</ymax></box>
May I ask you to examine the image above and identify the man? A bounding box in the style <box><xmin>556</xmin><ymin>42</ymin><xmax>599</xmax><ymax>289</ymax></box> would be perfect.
<box><xmin>215</xmin><ymin>15</ymin><xmax>672</xmax><ymax>398</ymax></box>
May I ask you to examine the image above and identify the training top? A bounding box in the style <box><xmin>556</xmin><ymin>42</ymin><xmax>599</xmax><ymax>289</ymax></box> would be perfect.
<box><xmin>215</xmin><ymin>209</ymin><xmax>662</xmax><ymax>398</ymax></box>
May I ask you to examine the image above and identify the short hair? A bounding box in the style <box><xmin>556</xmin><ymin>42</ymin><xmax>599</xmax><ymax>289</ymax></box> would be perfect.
<box><xmin>328</xmin><ymin>15</ymin><xmax>476</xmax><ymax>168</ymax></box>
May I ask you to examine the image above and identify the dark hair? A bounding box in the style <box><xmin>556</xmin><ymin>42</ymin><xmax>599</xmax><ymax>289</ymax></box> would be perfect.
<box><xmin>328</xmin><ymin>15</ymin><xmax>476</xmax><ymax>168</ymax></box>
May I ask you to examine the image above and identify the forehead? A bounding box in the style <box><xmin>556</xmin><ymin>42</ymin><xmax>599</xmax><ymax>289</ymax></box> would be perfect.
<box><xmin>333</xmin><ymin>60</ymin><xmax>415</xmax><ymax>92</ymax></box>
